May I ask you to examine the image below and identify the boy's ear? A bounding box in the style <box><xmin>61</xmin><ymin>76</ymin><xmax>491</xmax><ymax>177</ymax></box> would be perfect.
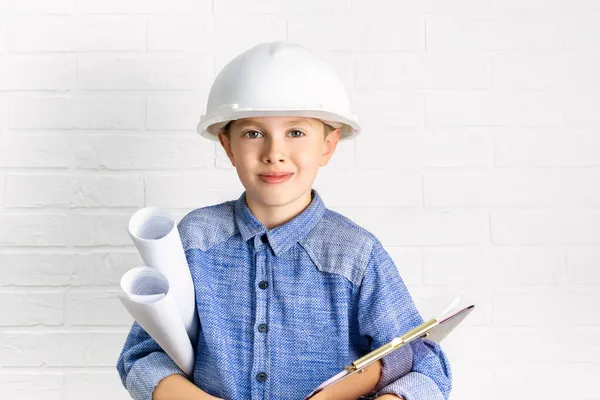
<box><xmin>218</xmin><ymin>132</ymin><xmax>236</xmax><ymax>167</ymax></box>
<box><xmin>319</xmin><ymin>128</ymin><xmax>340</xmax><ymax>167</ymax></box>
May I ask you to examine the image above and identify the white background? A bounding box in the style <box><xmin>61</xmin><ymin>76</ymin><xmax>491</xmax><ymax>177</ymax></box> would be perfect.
<box><xmin>1</xmin><ymin>0</ymin><xmax>599</xmax><ymax>399</ymax></box>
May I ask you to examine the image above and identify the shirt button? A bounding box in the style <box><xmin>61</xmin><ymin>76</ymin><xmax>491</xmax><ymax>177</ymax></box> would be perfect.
<box><xmin>261</xmin><ymin>234</ymin><xmax>268</xmax><ymax>243</ymax></box>
<box><xmin>258</xmin><ymin>323</ymin><xmax>268</xmax><ymax>333</ymax></box>
<box><xmin>256</xmin><ymin>372</ymin><xmax>267</xmax><ymax>382</ymax></box>
<box><xmin>258</xmin><ymin>281</ymin><xmax>268</xmax><ymax>290</ymax></box>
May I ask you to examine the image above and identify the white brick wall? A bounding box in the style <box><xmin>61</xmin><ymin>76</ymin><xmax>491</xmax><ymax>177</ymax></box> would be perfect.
<box><xmin>0</xmin><ymin>0</ymin><xmax>598</xmax><ymax>398</ymax></box>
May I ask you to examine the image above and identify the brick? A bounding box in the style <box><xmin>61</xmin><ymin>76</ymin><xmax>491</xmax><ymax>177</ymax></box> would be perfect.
<box><xmin>72</xmin><ymin>133</ymin><xmax>214</xmax><ymax>170</ymax></box>
<box><xmin>0</xmin><ymin>292</ymin><xmax>63</xmax><ymax>326</ymax></box>
<box><xmin>356</xmin><ymin>52</ymin><xmax>492</xmax><ymax>90</ymax></box>
<box><xmin>0</xmin><ymin>55</ymin><xmax>76</xmax><ymax>90</ymax></box>
<box><xmin>443</xmin><ymin>364</ymin><xmax>492</xmax><ymax>400</ymax></box>
<box><xmin>288</xmin><ymin>16</ymin><xmax>424</xmax><ymax>51</ymax></box>
<box><xmin>565</xmin><ymin>91</ymin><xmax>600</xmax><ymax>127</ymax></box>
<box><xmin>0</xmin><ymin>19</ymin><xmax>6</xmax><ymax>54</ymax></box>
<box><xmin>0</xmin><ymin>374</ymin><xmax>63</xmax><ymax>400</ymax></box>
<box><xmin>561</xmin><ymin>14</ymin><xmax>600</xmax><ymax>50</ymax></box>
<box><xmin>147</xmin><ymin>15</ymin><xmax>286</xmax><ymax>56</ymax></box>
<box><xmin>314</xmin><ymin>169</ymin><xmax>421</xmax><ymax>207</ymax></box>
<box><xmin>8</xmin><ymin>16</ymin><xmax>145</xmax><ymax>53</ymax></box>
<box><xmin>0</xmin><ymin>94</ymin><xmax>6</xmax><ymax>131</ymax></box>
<box><xmin>423</xmin><ymin>247</ymin><xmax>565</xmax><ymax>285</ymax></box>
<box><xmin>426</xmin><ymin>16</ymin><xmax>562</xmax><ymax>51</ymax></box>
<box><xmin>492</xmin><ymin>327</ymin><xmax>565</xmax><ymax>362</ymax></box>
<box><xmin>351</xmin><ymin>89</ymin><xmax>424</xmax><ymax>129</ymax></box>
<box><xmin>5</xmin><ymin>174</ymin><xmax>144</xmax><ymax>208</ymax></box>
<box><xmin>0</xmin><ymin>172</ymin><xmax>5</xmax><ymax>207</ymax></box>
<box><xmin>356</xmin><ymin>129</ymin><xmax>489</xmax><ymax>169</ymax></box>
<box><xmin>68</xmin><ymin>290</ymin><xmax>132</xmax><ymax>326</ymax></box>
<box><xmin>63</xmin><ymin>373</ymin><xmax>129</xmax><ymax>399</ymax></box>
<box><xmin>493</xmin><ymin>286</ymin><xmax>600</xmax><ymax>326</ymax></box>
<box><xmin>0</xmin><ymin>252</ymin><xmax>139</xmax><ymax>286</ymax></box>
<box><xmin>566</xmin><ymin>328</ymin><xmax>600</xmax><ymax>362</ymax></box>
<box><xmin>354</xmin><ymin>209</ymin><xmax>489</xmax><ymax>246</ymax></box>
<box><xmin>0</xmin><ymin>134</ymin><xmax>71</xmax><ymax>168</ymax></box>
<box><xmin>214</xmin><ymin>0</ymin><xmax>351</xmax><ymax>14</ymax></box>
<box><xmin>425</xmin><ymin>90</ymin><xmax>564</xmax><ymax>127</ymax></box>
<box><xmin>494</xmin><ymin>289</ymin><xmax>562</xmax><ymax>326</ymax></box>
<box><xmin>9</xmin><ymin>95</ymin><xmax>145</xmax><ymax>130</ymax></box>
<box><xmin>145</xmin><ymin>171</ymin><xmax>244</xmax><ymax>208</ymax></box>
<box><xmin>68</xmin><ymin>213</ymin><xmax>132</xmax><ymax>247</ymax></box>
<box><xmin>424</xmin><ymin>169</ymin><xmax>600</xmax><ymax>207</ymax></box>
<box><xmin>352</xmin><ymin>0</ymin><xmax>490</xmax><ymax>16</ymax></box>
<box><xmin>492</xmin><ymin>52</ymin><xmax>600</xmax><ymax>90</ymax></box>
<box><xmin>146</xmin><ymin>92</ymin><xmax>206</xmax><ymax>131</ymax></box>
<box><xmin>494</xmin><ymin>129</ymin><xmax>600</xmax><ymax>167</ymax></box>
<box><xmin>423</xmin><ymin>129</ymin><xmax>491</xmax><ymax>167</ymax></box>
<box><xmin>567</xmin><ymin>248</ymin><xmax>600</xmax><ymax>284</ymax></box>
<box><xmin>0</xmin><ymin>332</ymin><xmax>125</xmax><ymax>367</ymax></box>
<box><xmin>78</xmin><ymin>0</ymin><xmax>210</xmax><ymax>14</ymax></box>
<box><xmin>0</xmin><ymin>214</ymin><xmax>69</xmax><ymax>246</ymax></box>
<box><xmin>146</xmin><ymin>16</ymin><xmax>214</xmax><ymax>52</ymax></box>
<box><xmin>491</xmin><ymin>209</ymin><xmax>600</xmax><ymax>245</ymax></box>
<box><xmin>493</xmin><ymin>364</ymin><xmax>600</xmax><ymax>398</ymax></box>
<box><xmin>440</xmin><ymin>326</ymin><xmax>493</xmax><ymax>365</ymax></box>
<box><xmin>3</xmin><ymin>0</ymin><xmax>75</xmax><ymax>14</ymax></box>
<box><xmin>77</xmin><ymin>55</ymin><xmax>214</xmax><ymax>90</ymax></box>
<box><xmin>489</xmin><ymin>0</ymin><xmax>600</xmax><ymax>15</ymax></box>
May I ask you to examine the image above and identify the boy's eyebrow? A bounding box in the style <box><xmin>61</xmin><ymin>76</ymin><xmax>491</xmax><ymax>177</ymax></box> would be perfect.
<box><xmin>239</xmin><ymin>118</ymin><xmax>314</xmax><ymax>127</ymax></box>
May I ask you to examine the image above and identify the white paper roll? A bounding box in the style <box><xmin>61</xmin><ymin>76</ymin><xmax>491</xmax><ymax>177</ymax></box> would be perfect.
<box><xmin>127</xmin><ymin>207</ymin><xmax>198</xmax><ymax>343</ymax></box>
<box><xmin>119</xmin><ymin>266</ymin><xmax>195</xmax><ymax>376</ymax></box>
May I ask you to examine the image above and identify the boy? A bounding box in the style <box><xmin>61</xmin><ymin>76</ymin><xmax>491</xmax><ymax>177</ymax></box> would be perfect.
<box><xmin>116</xmin><ymin>41</ymin><xmax>451</xmax><ymax>400</ymax></box>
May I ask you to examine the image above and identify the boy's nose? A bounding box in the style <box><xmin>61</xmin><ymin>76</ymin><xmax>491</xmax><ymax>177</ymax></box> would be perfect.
<box><xmin>262</xmin><ymin>138</ymin><xmax>287</xmax><ymax>162</ymax></box>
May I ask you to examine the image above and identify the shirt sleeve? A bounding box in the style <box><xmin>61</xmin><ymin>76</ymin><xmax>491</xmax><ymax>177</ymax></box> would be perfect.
<box><xmin>116</xmin><ymin>320</ymin><xmax>188</xmax><ymax>400</ymax></box>
<box><xmin>356</xmin><ymin>239</ymin><xmax>452</xmax><ymax>400</ymax></box>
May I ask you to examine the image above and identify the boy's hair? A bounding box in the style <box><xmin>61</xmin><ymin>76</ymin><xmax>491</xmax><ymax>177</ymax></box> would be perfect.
<box><xmin>220</xmin><ymin>119</ymin><xmax>336</xmax><ymax>141</ymax></box>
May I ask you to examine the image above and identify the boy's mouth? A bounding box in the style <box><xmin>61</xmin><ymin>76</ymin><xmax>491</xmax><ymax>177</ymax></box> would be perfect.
<box><xmin>258</xmin><ymin>172</ymin><xmax>293</xmax><ymax>184</ymax></box>
<box><xmin>259</xmin><ymin>172</ymin><xmax>293</xmax><ymax>177</ymax></box>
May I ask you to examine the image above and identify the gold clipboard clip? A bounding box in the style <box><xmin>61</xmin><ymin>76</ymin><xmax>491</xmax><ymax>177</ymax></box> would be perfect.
<box><xmin>345</xmin><ymin>318</ymin><xmax>438</xmax><ymax>372</ymax></box>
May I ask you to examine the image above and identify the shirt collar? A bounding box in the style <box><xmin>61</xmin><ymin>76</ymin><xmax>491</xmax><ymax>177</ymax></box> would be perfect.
<box><xmin>234</xmin><ymin>188</ymin><xmax>326</xmax><ymax>256</ymax></box>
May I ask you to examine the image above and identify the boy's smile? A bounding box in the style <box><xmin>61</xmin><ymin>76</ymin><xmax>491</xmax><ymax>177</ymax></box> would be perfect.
<box><xmin>218</xmin><ymin>116</ymin><xmax>340</xmax><ymax>230</ymax></box>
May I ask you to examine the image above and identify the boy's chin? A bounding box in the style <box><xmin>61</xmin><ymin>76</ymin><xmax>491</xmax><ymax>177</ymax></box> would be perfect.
<box><xmin>247</xmin><ymin>187</ymin><xmax>308</xmax><ymax>205</ymax></box>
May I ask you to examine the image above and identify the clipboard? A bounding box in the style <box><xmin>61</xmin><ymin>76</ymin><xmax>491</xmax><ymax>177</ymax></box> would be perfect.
<box><xmin>304</xmin><ymin>304</ymin><xmax>475</xmax><ymax>399</ymax></box>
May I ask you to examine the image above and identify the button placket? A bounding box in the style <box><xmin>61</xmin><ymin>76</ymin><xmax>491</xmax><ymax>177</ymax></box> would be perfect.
<box><xmin>251</xmin><ymin>236</ymin><xmax>270</xmax><ymax>397</ymax></box>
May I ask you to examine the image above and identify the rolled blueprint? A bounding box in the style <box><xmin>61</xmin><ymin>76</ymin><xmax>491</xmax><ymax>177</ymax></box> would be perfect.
<box><xmin>127</xmin><ymin>207</ymin><xmax>198</xmax><ymax>343</ymax></box>
<box><xmin>119</xmin><ymin>267</ymin><xmax>195</xmax><ymax>376</ymax></box>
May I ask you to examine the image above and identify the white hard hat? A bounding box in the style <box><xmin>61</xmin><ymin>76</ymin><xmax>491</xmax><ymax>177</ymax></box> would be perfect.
<box><xmin>197</xmin><ymin>41</ymin><xmax>361</xmax><ymax>142</ymax></box>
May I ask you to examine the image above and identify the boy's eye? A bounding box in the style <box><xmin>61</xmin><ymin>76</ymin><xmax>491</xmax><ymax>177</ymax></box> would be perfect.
<box><xmin>289</xmin><ymin>130</ymin><xmax>305</xmax><ymax>137</ymax></box>
<box><xmin>244</xmin><ymin>130</ymin><xmax>262</xmax><ymax>138</ymax></box>
<box><xmin>243</xmin><ymin>129</ymin><xmax>305</xmax><ymax>138</ymax></box>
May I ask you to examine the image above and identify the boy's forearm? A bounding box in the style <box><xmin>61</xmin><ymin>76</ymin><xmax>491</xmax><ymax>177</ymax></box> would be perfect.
<box><xmin>152</xmin><ymin>374</ymin><xmax>221</xmax><ymax>400</ymax></box>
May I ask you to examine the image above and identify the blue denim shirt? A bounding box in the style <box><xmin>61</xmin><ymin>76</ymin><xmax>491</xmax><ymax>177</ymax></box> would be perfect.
<box><xmin>116</xmin><ymin>188</ymin><xmax>452</xmax><ymax>400</ymax></box>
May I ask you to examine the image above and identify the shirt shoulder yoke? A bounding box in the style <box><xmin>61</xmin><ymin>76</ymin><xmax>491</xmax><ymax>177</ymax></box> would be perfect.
<box><xmin>177</xmin><ymin>200</ymin><xmax>237</xmax><ymax>252</ymax></box>
<box><xmin>299</xmin><ymin>209</ymin><xmax>378</xmax><ymax>287</ymax></box>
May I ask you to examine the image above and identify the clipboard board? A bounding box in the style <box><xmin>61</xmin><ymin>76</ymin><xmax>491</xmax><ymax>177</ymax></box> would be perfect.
<box><xmin>304</xmin><ymin>304</ymin><xmax>475</xmax><ymax>400</ymax></box>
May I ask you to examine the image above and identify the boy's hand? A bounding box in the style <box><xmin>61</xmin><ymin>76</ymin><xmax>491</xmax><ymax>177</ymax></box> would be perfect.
<box><xmin>376</xmin><ymin>395</ymin><xmax>404</xmax><ymax>400</ymax></box>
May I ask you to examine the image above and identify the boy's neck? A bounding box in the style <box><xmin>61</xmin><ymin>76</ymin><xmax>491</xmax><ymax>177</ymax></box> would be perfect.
<box><xmin>245</xmin><ymin>188</ymin><xmax>313</xmax><ymax>230</ymax></box>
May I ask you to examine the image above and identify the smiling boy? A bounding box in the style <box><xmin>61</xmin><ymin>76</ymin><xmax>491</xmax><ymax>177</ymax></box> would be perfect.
<box><xmin>117</xmin><ymin>41</ymin><xmax>452</xmax><ymax>400</ymax></box>
<box><xmin>219</xmin><ymin>116</ymin><xmax>335</xmax><ymax>230</ymax></box>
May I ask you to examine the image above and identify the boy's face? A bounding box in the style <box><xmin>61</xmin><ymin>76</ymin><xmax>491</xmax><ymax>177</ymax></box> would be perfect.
<box><xmin>218</xmin><ymin>116</ymin><xmax>340</xmax><ymax>209</ymax></box>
